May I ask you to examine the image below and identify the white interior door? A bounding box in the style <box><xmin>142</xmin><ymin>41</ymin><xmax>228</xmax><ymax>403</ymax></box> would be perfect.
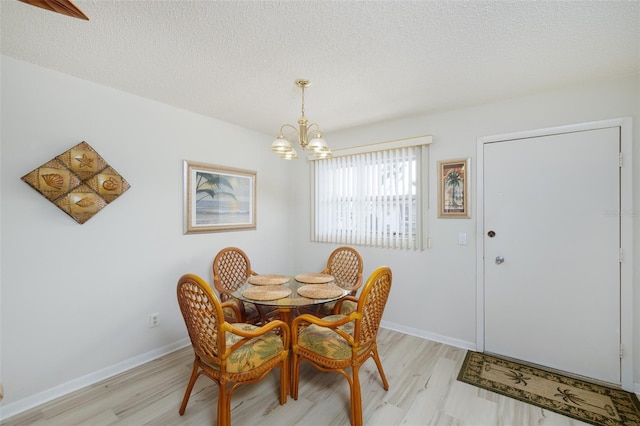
<box><xmin>483</xmin><ymin>127</ymin><xmax>621</xmax><ymax>385</ymax></box>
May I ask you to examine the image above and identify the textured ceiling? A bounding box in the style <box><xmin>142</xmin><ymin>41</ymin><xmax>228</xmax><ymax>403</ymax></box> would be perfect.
<box><xmin>1</xmin><ymin>0</ymin><xmax>639</xmax><ymax>136</ymax></box>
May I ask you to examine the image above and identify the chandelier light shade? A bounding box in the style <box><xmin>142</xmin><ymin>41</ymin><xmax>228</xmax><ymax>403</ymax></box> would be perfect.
<box><xmin>271</xmin><ymin>79</ymin><xmax>332</xmax><ymax>160</ymax></box>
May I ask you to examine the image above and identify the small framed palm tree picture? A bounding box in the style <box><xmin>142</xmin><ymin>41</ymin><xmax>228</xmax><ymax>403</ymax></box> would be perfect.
<box><xmin>183</xmin><ymin>161</ymin><xmax>256</xmax><ymax>233</ymax></box>
<box><xmin>438</xmin><ymin>158</ymin><xmax>470</xmax><ymax>218</ymax></box>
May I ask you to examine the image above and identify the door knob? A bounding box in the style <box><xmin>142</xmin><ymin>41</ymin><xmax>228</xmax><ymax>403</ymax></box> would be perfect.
<box><xmin>495</xmin><ymin>256</ymin><xmax>505</xmax><ymax>264</ymax></box>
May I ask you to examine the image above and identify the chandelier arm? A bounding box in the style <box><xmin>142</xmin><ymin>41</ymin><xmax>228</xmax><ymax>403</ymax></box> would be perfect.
<box><xmin>306</xmin><ymin>122</ymin><xmax>322</xmax><ymax>134</ymax></box>
<box><xmin>279</xmin><ymin>124</ymin><xmax>299</xmax><ymax>142</ymax></box>
<box><xmin>279</xmin><ymin>124</ymin><xmax>298</xmax><ymax>135</ymax></box>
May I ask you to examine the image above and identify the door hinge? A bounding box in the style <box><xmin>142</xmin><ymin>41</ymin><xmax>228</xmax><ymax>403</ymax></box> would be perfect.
<box><xmin>619</xmin><ymin>152</ymin><xmax>623</xmax><ymax>167</ymax></box>
<box><xmin>620</xmin><ymin>343</ymin><xmax>624</xmax><ymax>359</ymax></box>
<box><xmin>619</xmin><ymin>248</ymin><xmax>623</xmax><ymax>263</ymax></box>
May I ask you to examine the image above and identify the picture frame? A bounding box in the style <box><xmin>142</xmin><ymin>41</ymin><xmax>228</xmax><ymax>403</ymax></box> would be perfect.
<box><xmin>184</xmin><ymin>161</ymin><xmax>256</xmax><ymax>233</ymax></box>
<box><xmin>438</xmin><ymin>158</ymin><xmax>470</xmax><ymax>218</ymax></box>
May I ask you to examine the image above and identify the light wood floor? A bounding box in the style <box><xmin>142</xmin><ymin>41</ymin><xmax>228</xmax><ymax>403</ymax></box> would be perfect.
<box><xmin>2</xmin><ymin>328</ymin><xmax>589</xmax><ymax>425</ymax></box>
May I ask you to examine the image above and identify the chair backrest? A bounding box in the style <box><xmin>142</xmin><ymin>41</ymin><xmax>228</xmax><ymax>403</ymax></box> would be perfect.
<box><xmin>325</xmin><ymin>246</ymin><xmax>363</xmax><ymax>291</ymax></box>
<box><xmin>354</xmin><ymin>266</ymin><xmax>392</xmax><ymax>348</ymax></box>
<box><xmin>212</xmin><ymin>247</ymin><xmax>255</xmax><ymax>299</ymax></box>
<box><xmin>177</xmin><ymin>274</ymin><xmax>225</xmax><ymax>365</ymax></box>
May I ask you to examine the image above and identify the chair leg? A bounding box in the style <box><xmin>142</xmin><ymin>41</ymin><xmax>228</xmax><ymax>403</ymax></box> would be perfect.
<box><xmin>291</xmin><ymin>352</ymin><xmax>300</xmax><ymax>400</ymax></box>
<box><xmin>280</xmin><ymin>355</ymin><xmax>289</xmax><ymax>404</ymax></box>
<box><xmin>179</xmin><ymin>361</ymin><xmax>200</xmax><ymax>415</ymax></box>
<box><xmin>218</xmin><ymin>381</ymin><xmax>229</xmax><ymax>426</ymax></box>
<box><xmin>351</xmin><ymin>365</ymin><xmax>363</xmax><ymax>426</ymax></box>
<box><xmin>371</xmin><ymin>344</ymin><xmax>389</xmax><ymax>390</ymax></box>
<box><xmin>255</xmin><ymin>304</ymin><xmax>268</xmax><ymax>325</ymax></box>
<box><xmin>237</xmin><ymin>301</ymin><xmax>248</xmax><ymax>323</ymax></box>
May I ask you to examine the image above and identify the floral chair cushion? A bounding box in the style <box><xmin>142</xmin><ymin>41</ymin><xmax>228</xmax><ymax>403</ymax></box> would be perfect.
<box><xmin>222</xmin><ymin>306</ymin><xmax>241</xmax><ymax>323</ymax></box>
<box><xmin>316</xmin><ymin>301</ymin><xmax>338</xmax><ymax>316</ymax></box>
<box><xmin>297</xmin><ymin>315</ymin><xmax>367</xmax><ymax>360</ymax></box>
<box><xmin>306</xmin><ymin>299</ymin><xmax>356</xmax><ymax>317</ymax></box>
<box><xmin>202</xmin><ymin>323</ymin><xmax>284</xmax><ymax>374</ymax></box>
<box><xmin>336</xmin><ymin>300</ymin><xmax>358</xmax><ymax>315</ymax></box>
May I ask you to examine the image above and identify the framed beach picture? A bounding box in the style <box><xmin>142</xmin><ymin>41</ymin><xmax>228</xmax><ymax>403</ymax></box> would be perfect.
<box><xmin>184</xmin><ymin>161</ymin><xmax>256</xmax><ymax>233</ymax></box>
<box><xmin>438</xmin><ymin>158</ymin><xmax>470</xmax><ymax>218</ymax></box>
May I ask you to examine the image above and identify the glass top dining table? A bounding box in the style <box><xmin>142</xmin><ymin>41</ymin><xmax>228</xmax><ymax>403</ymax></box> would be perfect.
<box><xmin>230</xmin><ymin>275</ymin><xmax>349</xmax><ymax>325</ymax></box>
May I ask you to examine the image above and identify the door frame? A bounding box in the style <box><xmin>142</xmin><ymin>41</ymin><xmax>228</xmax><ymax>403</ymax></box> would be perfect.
<box><xmin>475</xmin><ymin>117</ymin><xmax>633</xmax><ymax>391</ymax></box>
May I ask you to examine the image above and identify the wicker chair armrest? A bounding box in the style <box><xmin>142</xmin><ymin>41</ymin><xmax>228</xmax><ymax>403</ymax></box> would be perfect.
<box><xmin>291</xmin><ymin>312</ymin><xmax>360</xmax><ymax>346</ymax></box>
<box><xmin>292</xmin><ymin>313</ymin><xmax>355</xmax><ymax>328</ymax></box>
<box><xmin>212</xmin><ymin>276</ymin><xmax>231</xmax><ymax>293</ymax></box>
<box><xmin>333</xmin><ymin>295</ymin><xmax>359</xmax><ymax>315</ymax></box>
<box><xmin>223</xmin><ymin>319</ymin><xmax>290</xmax><ymax>353</ymax></box>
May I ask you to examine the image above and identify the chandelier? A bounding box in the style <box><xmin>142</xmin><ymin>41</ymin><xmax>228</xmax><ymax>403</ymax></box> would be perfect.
<box><xmin>270</xmin><ymin>79</ymin><xmax>332</xmax><ymax>160</ymax></box>
<box><xmin>19</xmin><ymin>0</ymin><xmax>89</xmax><ymax>20</ymax></box>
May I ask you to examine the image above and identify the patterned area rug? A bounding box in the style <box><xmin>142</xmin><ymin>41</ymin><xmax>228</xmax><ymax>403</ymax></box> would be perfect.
<box><xmin>457</xmin><ymin>351</ymin><xmax>640</xmax><ymax>426</ymax></box>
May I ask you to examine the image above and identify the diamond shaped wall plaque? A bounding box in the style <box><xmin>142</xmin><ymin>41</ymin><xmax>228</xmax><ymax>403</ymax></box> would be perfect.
<box><xmin>21</xmin><ymin>141</ymin><xmax>130</xmax><ymax>224</ymax></box>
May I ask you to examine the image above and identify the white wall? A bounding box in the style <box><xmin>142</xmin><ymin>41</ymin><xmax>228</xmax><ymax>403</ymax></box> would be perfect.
<box><xmin>0</xmin><ymin>56</ymin><xmax>295</xmax><ymax>418</ymax></box>
<box><xmin>291</xmin><ymin>73</ymin><xmax>640</xmax><ymax>388</ymax></box>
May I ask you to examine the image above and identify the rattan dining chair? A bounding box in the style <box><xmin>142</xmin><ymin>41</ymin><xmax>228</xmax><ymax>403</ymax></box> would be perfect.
<box><xmin>212</xmin><ymin>247</ymin><xmax>271</xmax><ymax>324</ymax></box>
<box><xmin>291</xmin><ymin>266</ymin><xmax>392</xmax><ymax>426</ymax></box>
<box><xmin>177</xmin><ymin>274</ymin><xmax>290</xmax><ymax>426</ymax></box>
<box><xmin>310</xmin><ymin>246</ymin><xmax>364</xmax><ymax>317</ymax></box>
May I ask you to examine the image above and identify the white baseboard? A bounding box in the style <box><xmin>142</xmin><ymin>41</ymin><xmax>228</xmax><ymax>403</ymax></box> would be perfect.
<box><xmin>0</xmin><ymin>338</ymin><xmax>190</xmax><ymax>422</ymax></box>
<box><xmin>381</xmin><ymin>320</ymin><xmax>476</xmax><ymax>351</ymax></box>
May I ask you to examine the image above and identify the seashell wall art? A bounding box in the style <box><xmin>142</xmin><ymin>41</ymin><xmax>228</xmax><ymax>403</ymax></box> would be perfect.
<box><xmin>21</xmin><ymin>141</ymin><xmax>130</xmax><ymax>224</ymax></box>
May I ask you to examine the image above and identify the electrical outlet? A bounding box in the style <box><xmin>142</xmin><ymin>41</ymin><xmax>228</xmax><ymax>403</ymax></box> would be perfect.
<box><xmin>149</xmin><ymin>313</ymin><xmax>160</xmax><ymax>328</ymax></box>
<box><xmin>458</xmin><ymin>232</ymin><xmax>467</xmax><ymax>245</ymax></box>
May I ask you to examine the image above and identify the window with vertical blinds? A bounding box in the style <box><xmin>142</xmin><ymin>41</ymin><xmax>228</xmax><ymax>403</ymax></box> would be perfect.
<box><xmin>311</xmin><ymin>137</ymin><xmax>430</xmax><ymax>250</ymax></box>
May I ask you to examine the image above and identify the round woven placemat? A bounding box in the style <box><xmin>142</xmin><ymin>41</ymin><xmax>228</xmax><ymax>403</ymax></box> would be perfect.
<box><xmin>297</xmin><ymin>284</ymin><xmax>344</xmax><ymax>299</ymax></box>
<box><xmin>294</xmin><ymin>273</ymin><xmax>334</xmax><ymax>284</ymax></box>
<box><xmin>242</xmin><ymin>286</ymin><xmax>292</xmax><ymax>301</ymax></box>
<box><xmin>247</xmin><ymin>274</ymin><xmax>290</xmax><ymax>285</ymax></box>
